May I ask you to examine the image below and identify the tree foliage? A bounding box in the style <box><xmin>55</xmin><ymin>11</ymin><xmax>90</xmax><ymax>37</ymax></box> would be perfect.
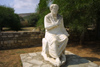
<box><xmin>37</xmin><ymin>0</ymin><xmax>100</xmax><ymax>30</ymax></box>
<box><xmin>28</xmin><ymin>13</ymin><xmax>39</xmax><ymax>27</ymax></box>
<box><xmin>23</xmin><ymin>13</ymin><xmax>39</xmax><ymax>27</ymax></box>
<box><xmin>53</xmin><ymin>0</ymin><xmax>94</xmax><ymax>32</ymax></box>
<box><xmin>53</xmin><ymin>0</ymin><xmax>100</xmax><ymax>41</ymax></box>
<box><xmin>36</xmin><ymin>0</ymin><xmax>100</xmax><ymax>41</ymax></box>
<box><xmin>36</xmin><ymin>0</ymin><xmax>50</xmax><ymax>29</ymax></box>
<box><xmin>0</xmin><ymin>6</ymin><xmax>22</xmax><ymax>31</ymax></box>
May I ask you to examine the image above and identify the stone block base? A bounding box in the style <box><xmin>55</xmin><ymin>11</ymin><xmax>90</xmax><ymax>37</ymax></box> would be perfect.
<box><xmin>20</xmin><ymin>51</ymin><xmax>100</xmax><ymax>67</ymax></box>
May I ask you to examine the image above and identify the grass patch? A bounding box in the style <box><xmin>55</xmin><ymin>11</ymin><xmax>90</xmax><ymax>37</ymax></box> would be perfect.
<box><xmin>0</xmin><ymin>62</ymin><xmax>3</xmax><ymax>64</ymax></box>
<box><xmin>16</xmin><ymin>51</ymin><xmax>26</xmax><ymax>54</ymax></box>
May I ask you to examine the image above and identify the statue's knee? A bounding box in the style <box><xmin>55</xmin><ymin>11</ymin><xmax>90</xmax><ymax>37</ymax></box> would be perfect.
<box><xmin>65</xmin><ymin>36</ymin><xmax>68</xmax><ymax>42</ymax></box>
<box><xmin>62</xmin><ymin>34</ymin><xmax>68</xmax><ymax>42</ymax></box>
<box><xmin>62</xmin><ymin>34</ymin><xmax>68</xmax><ymax>41</ymax></box>
<box><xmin>42</xmin><ymin>38</ymin><xmax>48</xmax><ymax>46</ymax></box>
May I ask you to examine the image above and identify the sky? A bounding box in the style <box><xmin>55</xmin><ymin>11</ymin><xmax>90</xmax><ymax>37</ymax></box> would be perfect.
<box><xmin>0</xmin><ymin>0</ymin><xmax>40</xmax><ymax>14</ymax></box>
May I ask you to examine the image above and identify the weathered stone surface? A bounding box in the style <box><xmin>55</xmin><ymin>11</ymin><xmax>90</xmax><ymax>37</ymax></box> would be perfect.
<box><xmin>20</xmin><ymin>51</ymin><xmax>100</xmax><ymax>67</ymax></box>
<box><xmin>0</xmin><ymin>41</ymin><xmax>3</xmax><ymax>44</ymax></box>
<box><xmin>8</xmin><ymin>35</ymin><xmax>13</xmax><ymax>37</ymax></box>
<box><xmin>2</xmin><ymin>36</ymin><xmax>7</xmax><ymax>37</ymax></box>
<box><xmin>15</xmin><ymin>35</ymin><xmax>19</xmax><ymax>37</ymax></box>
<box><xmin>4</xmin><ymin>41</ymin><xmax>8</xmax><ymax>44</ymax></box>
<box><xmin>0</xmin><ymin>32</ymin><xmax>44</xmax><ymax>49</ymax></box>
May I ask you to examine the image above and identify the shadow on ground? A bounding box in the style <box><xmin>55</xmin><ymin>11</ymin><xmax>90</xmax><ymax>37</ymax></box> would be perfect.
<box><xmin>61</xmin><ymin>55</ymin><xmax>89</xmax><ymax>67</ymax></box>
<box><xmin>82</xmin><ymin>57</ymin><xmax>100</xmax><ymax>62</ymax></box>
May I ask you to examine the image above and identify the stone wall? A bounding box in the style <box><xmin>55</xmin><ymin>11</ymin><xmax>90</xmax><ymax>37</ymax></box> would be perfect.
<box><xmin>0</xmin><ymin>32</ymin><xmax>44</xmax><ymax>50</ymax></box>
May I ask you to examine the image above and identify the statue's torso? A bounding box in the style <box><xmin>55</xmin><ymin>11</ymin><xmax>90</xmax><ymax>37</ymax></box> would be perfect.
<box><xmin>45</xmin><ymin>13</ymin><xmax>63</xmax><ymax>35</ymax></box>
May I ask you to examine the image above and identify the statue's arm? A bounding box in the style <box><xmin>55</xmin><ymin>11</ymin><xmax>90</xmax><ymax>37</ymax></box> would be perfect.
<box><xmin>44</xmin><ymin>16</ymin><xmax>57</xmax><ymax>30</ymax></box>
<box><xmin>61</xmin><ymin>18</ymin><xmax>69</xmax><ymax>36</ymax></box>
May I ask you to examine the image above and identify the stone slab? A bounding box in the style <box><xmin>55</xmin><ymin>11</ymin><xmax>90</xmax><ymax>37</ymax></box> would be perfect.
<box><xmin>20</xmin><ymin>51</ymin><xmax>100</xmax><ymax>67</ymax></box>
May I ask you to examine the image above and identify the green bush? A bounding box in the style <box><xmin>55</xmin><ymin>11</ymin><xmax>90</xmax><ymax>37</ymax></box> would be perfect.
<box><xmin>28</xmin><ymin>13</ymin><xmax>39</xmax><ymax>27</ymax></box>
<box><xmin>0</xmin><ymin>6</ymin><xmax>22</xmax><ymax>31</ymax></box>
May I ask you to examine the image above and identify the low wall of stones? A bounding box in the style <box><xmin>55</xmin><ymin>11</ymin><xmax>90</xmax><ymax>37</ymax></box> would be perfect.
<box><xmin>0</xmin><ymin>32</ymin><xmax>44</xmax><ymax>50</ymax></box>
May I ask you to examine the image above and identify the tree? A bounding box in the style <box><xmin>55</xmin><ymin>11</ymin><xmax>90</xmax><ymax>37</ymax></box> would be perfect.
<box><xmin>9</xmin><ymin>14</ymin><xmax>22</xmax><ymax>31</ymax></box>
<box><xmin>19</xmin><ymin>16</ymin><xmax>25</xmax><ymax>21</ymax></box>
<box><xmin>28</xmin><ymin>13</ymin><xmax>39</xmax><ymax>27</ymax></box>
<box><xmin>37</xmin><ymin>0</ymin><xmax>100</xmax><ymax>43</ymax></box>
<box><xmin>92</xmin><ymin>0</ymin><xmax>100</xmax><ymax>40</ymax></box>
<box><xmin>0</xmin><ymin>6</ymin><xmax>22</xmax><ymax>31</ymax></box>
<box><xmin>36</xmin><ymin>0</ymin><xmax>50</xmax><ymax>29</ymax></box>
<box><xmin>53</xmin><ymin>0</ymin><xmax>100</xmax><ymax>43</ymax></box>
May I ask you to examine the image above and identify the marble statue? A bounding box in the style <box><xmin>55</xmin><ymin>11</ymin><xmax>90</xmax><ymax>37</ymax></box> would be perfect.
<box><xmin>41</xmin><ymin>4</ymin><xmax>69</xmax><ymax>67</ymax></box>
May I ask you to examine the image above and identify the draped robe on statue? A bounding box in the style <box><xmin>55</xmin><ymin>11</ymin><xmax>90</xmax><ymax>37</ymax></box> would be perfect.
<box><xmin>43</xmin><ymin>13</ymin><xmax>69</xmax><ymax>58</ymax></box>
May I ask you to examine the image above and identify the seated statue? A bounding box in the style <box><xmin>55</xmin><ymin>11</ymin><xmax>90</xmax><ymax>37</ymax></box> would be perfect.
<box><xmin>41</xmin><ymin>4</ymin><xmax>69</xmax><ymax>67</ymax></box>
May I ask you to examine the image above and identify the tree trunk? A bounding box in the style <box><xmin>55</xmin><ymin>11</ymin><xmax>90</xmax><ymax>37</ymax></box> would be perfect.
<box><xmin>96</xmin><ymin>11</ymin><xmax>100</xmax><ymax>40</ymax></box>
<box><xmin>0</xmin><ymin>27</ymin><xmax>3</xmax><ymax>31</ymax></box>
<box><xmin>96</xmin><ymin>20</ymin><xmax>100</xmax><ymax>40</ymax></box>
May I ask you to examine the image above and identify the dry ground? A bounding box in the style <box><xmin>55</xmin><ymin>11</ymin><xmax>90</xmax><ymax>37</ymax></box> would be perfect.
<box><xmin>0</xmin><ymin>41</ymin><xmax>100</xmax><ymax>67</ymax></box>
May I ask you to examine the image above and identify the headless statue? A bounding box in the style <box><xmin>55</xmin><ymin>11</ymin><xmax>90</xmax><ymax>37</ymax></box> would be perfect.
<box><xmin>41</xmin><ymin>4</ymin><xmax>69</xmax><ymax>67</ymax></box>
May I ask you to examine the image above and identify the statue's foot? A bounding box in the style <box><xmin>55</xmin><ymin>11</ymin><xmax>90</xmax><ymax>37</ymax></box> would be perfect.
<box><xmin>41</xmin><ymin>52</ymin><xmax>49</xmax><ymax>61</ymax></box>
<box><xmin>46</xmin><ymin>57</ymin><xmax>62</xmax><ymax>67</ymax></box>
<box><xmin>41</xmin><ymin>52</ymin><xmax>62</xmax><ymax>67</ymax></box>
<box><xmin>55</xmin><ymin>57</ymin><xmax>61</xmax><ymax>67</ymax></box>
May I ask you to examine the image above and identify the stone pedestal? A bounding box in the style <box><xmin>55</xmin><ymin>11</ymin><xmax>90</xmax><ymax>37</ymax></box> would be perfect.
<box><xmin>20</xmin><ymin>51</ymin><xmax>100</xmax><ymax>67</ymax></box>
